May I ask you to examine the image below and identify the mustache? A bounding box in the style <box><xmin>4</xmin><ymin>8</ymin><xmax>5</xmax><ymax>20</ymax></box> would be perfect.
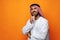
<box><xmin>32</xmin><ymin>11</ymin><xmax>36</xmax><ymax>13</ymax></box>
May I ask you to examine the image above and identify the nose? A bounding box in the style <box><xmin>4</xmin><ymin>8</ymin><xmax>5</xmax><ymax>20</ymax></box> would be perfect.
<box><xmin>32</xmin><ymin>9</ymin><xmax>35</xmax><ymax>12</ymax></box>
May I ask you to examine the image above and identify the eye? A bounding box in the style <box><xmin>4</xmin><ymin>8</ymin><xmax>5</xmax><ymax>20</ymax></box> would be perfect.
<box><xmin>34</xmin><ymin>8</ymin><xmax>37</xmax><ymax>9</ymax></box>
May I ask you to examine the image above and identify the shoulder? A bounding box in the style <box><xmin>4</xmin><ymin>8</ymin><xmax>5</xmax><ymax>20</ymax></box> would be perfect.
<box><xmin>40</xmin><ymin>17</ymin><xmax>48</xmax><ymax>23</ymax></box>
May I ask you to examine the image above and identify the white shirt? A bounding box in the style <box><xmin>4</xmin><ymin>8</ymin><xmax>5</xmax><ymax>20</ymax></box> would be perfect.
<box><xmin>22</xmin><ymin>17</ymin><xmax>49</xmax><ymax>40</ymax></box>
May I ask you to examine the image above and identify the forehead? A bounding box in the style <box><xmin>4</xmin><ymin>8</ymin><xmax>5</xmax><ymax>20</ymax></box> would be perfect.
<box><xmin>30</xmin><ymin>5</ymin><xmax>38</xmax><ymax>8</ymax></box>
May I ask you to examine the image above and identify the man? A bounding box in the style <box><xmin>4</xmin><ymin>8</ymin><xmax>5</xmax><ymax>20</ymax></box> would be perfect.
<box><xmin>22</xmin><ymin>4</ymin><xmax>49</xmax><ymax>40</ymax></box>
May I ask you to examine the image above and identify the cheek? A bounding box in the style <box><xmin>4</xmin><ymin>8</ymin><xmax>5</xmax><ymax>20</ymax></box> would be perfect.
<box><xmin>35</xmin><ymin>10</ymin><xmax>38</xmax><ymax>13</ymax></box>
<box><xmin>30</xmin><ymin>11</ymin><xmax>33</xmax><ymax>13</ymax></box>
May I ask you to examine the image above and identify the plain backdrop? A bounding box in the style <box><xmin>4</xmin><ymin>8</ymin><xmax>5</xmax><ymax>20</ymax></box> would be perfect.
<box><xmin>0</xmin><ymin>0</ymin><xmax>60</xmax><ymax>40</ymax></box>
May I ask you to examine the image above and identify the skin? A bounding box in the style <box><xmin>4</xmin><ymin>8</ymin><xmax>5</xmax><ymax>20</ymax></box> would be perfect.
<box><xmin>27</xmin><ymin>5</ymin><xmax>40</xmax><ymax>38</ymax></box>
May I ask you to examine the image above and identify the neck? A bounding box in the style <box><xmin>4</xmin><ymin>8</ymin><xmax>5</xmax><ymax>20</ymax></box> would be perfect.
<box><xmin>35</xmin><ymin>14</ymin><xmax>40</xmax><ymax>20</ymax></box>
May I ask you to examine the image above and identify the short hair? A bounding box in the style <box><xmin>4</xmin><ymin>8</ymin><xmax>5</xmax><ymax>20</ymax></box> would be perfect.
<box><xmin>30</xmin><ymin>4</ymin><xmax>40</xmax><ymax>7</ymax></box>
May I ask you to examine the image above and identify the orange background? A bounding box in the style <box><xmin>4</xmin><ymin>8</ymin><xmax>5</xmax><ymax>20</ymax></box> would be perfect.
<box><xmin>0</xmin><ymin>0</ymin><xmax>60</xmax><ymax>40</ymax></box>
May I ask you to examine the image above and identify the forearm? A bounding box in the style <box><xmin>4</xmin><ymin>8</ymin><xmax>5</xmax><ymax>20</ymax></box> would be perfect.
<box><xmin>22</xmin><ymin>19</ymin><xmax>33</xmax><ymax>35</ymax></box>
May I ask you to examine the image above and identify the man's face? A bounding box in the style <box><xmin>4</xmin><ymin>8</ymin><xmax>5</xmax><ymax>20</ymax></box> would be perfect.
<box><xmin>30</xmin><ymin>6</ymin><xmax>39</xmax><ymax>16</ymax></box>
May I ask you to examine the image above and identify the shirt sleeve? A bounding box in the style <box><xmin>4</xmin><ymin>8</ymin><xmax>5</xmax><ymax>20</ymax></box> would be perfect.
<box><xmin>22</xmin><ymin>19</ymin><xmax>34</xmax><ymax>35</ymax></box>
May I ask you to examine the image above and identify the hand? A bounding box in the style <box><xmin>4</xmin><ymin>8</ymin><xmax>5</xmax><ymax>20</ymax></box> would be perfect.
<box><xmin>30</xmin><ymin>16</ymin><xmax>35</xmax><ymax>24</ymax></box>
<box><xmin>27</xmin><ymin>32</ymin><xmax>31</xmax><ymax>38</ymax></box>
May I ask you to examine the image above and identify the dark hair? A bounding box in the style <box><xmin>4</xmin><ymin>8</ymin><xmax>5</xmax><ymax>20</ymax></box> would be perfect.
<box><xmin>30</xmin><ymin>4</ymin><xmax>40</xmax><ymax>7</ymax></box>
